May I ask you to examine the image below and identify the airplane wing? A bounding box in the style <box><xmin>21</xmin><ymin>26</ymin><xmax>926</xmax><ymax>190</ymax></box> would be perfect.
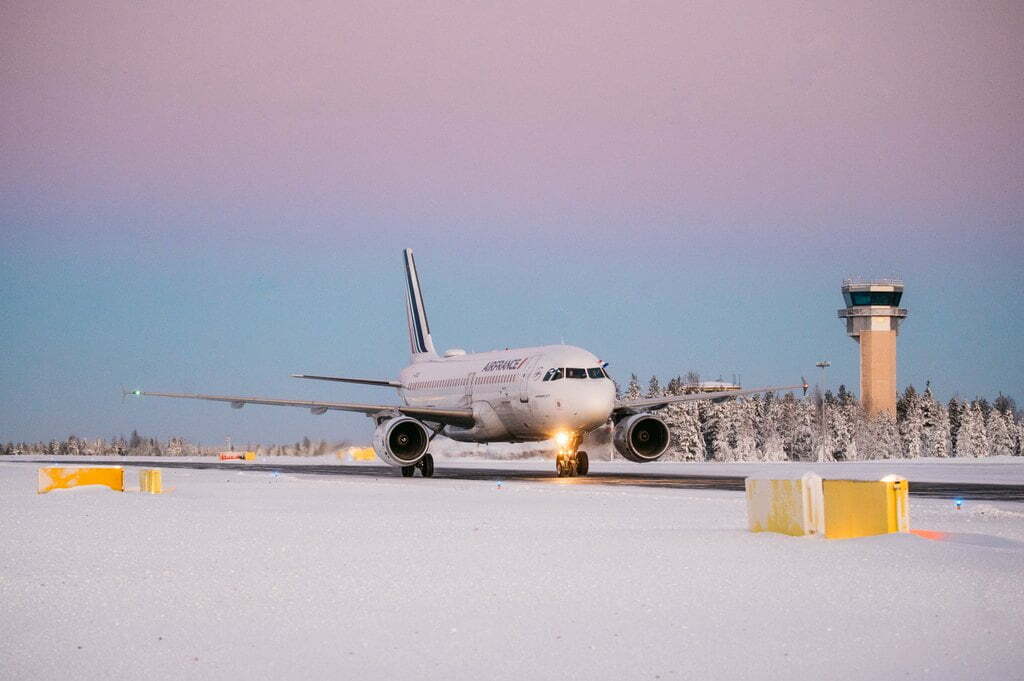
<box><xmin>128</xmin><ymin>390</ymin><xmax>474</xmax><ymax>427</ymax></box>
<box><xmin>613</xmin><ymin>381</ymin><xmax>808</xmax><ymax>416</ymax></box>
<box><xmin>291</xmin><ymin>374</ymin><xmax>403</xmax><ymax>388</ymax></box>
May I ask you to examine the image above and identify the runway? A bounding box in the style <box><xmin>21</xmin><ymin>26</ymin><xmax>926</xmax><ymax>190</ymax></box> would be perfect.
<box><xmin>13</xmin><ymin>458</ymin><xmax>1024</xmax><ymax>502</ymax></box>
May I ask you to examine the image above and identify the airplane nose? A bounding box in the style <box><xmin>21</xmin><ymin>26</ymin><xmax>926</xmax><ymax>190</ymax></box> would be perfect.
<box><xmin>577</xmin><ymin>383</ymin><xmax>615</xmax><ymax>429</ymax></box>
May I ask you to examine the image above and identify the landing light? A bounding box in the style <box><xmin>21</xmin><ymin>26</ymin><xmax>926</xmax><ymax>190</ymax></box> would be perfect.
<box><xmin>554</xmin><ymin>431</ymin><xmax>571</xmax><ymax>447</ymax></box>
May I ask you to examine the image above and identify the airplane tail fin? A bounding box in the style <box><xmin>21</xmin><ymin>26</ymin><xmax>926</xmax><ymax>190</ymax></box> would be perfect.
<box><xmin>404</xmin><ymin>248</ymin><xmax>438</xmax><ymax>362</ymax></box>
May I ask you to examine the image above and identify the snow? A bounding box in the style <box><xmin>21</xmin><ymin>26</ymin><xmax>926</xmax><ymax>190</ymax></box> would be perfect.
<box><xmin>2</xmin><ymin>460</ymin><xmax>1023</xmax><ymax>679</ymax></box>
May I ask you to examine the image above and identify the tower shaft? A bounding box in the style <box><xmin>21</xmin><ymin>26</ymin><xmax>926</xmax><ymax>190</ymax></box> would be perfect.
<box><xmin>857</xmin><ymin>329</ymin><xmax>898</xmax><ymax>416</ymax></box>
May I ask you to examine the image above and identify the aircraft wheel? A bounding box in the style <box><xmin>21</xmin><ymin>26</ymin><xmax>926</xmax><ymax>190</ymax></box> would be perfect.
<box><xmin>401</xmin><ymin>465</ymin><xmax>415</xmax><ymax>477</ymax></box>
<box><xmin>419</xmin><ymin>453</ymin><xmax>434</xmax><ymax>478</ymax></box>
<box><xmin>556</xmin><ymin>457</ymin><xmax>567</xmax><ymax>477</ymax></box>
<box><xmin>576</xmin><ymin>451</ymin><xmax>589</xmax><ymax>476</ymax></box>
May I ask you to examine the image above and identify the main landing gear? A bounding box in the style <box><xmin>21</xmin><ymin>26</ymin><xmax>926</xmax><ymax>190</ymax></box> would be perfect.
<box><xmin>555</xmin><ymin>433</ymin><xmax>589</xmax><ymax>478</ymax></box>
<box><xmin>401</xmin><ymin>452</ymin><xmax>435</xmax><ymax>478</ymax></box>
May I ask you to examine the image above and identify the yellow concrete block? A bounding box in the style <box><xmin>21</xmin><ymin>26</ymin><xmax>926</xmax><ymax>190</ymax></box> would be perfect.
<box><xmin>243</xmin><ymin>451</ymin><xmax>256</xmax><ymax>461</ymax></box>
<box><xmin>37</xmin><ymin>467</ymin><xmax>124</xmax><ymax>494</ymax></box>
<box><xmin>140</xmin><ymin>469</ymin><xmax>163</xmax><ymax>494</ymax></box>
<box><xmin>823</xmin><ymin>476</ymin><xmax>909</xmax><ymax>539</ymax></box>
<box><xmin>745</xmin><ymin>473</ymin><xmax>824</xmax><ymax>536</ymax></box>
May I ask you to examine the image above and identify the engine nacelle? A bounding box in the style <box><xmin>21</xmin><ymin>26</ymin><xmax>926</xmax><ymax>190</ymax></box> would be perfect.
<box><xmin>613</xmin><ymin>413</ymin><xmax>670</xmax><ymax>462</ymax></box>
<box><xmin>373</xmin><ymin>417</ymin><xmax>430</xmax><ymax>467</ymax></box>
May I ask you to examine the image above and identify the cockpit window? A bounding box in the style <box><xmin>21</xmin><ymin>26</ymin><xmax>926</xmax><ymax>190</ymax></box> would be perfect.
<box><xmin>587</xmin><ymin>368</ymin><xmax>605</xmax><ymax>379</ymax></box>
<box><xmin>566</xmin><ymin>368</ymin><xmax>587</xmax><ymax>379</ymax></box>
<box><xmin>543</xmin><ymin>368</ymin><xmax>564</xmax><ymax>381</ymax></box>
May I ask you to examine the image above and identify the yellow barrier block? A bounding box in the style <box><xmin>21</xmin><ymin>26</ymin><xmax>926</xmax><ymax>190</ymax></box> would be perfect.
<box><xmin>823</xmin><ymin>476</ymin><xmax>909</xmax><ymax>539</ymax></box>
<box><xmin>745</xmin><ymin>473</ymin><xmax>824</xmax><ymax>536</ymax></box>
<box><xmin>37</xmin><ymin>467</ymin><xmax>124</xmax><ymax>494</ymax></box>
<box><xmin>243</xmin><ymin>451</ymin><xmax>256</xmax><ymax>461</ymax></box>
<box><xmin>140</xmin><ymin>469</ymin><xmax>163</xmax><ymax>494</ymax></box>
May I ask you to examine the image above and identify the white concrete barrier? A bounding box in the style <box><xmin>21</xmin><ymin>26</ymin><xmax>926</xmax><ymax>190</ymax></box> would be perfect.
<box><xmin>745</xmin><ymin>472</ymin><xmax>824</xmax><ymax>536</ymax></box>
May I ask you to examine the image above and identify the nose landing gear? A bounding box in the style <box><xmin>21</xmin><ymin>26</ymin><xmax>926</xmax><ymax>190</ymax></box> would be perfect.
<box><xmin>554</xmin><ymin>433</ymin><xmax>589</xmax><ymax>477</ymax></box>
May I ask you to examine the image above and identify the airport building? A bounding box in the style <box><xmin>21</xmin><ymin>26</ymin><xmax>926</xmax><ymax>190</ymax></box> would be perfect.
<box><xmin>837</xmin><ymin>279</ymin><xmax>908</xmax><ymax>416</ymax></box>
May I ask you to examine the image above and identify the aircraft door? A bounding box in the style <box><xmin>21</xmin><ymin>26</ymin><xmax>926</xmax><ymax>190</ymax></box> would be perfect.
<box><xmin>519</xmin><ymin>357</ymin><xmax>537</xmax><ymax>403</ymax></box>
<box><xmin>463</xmin><ymin>372</ymin><xmax>475</xmax><ymax>409</ymax></box>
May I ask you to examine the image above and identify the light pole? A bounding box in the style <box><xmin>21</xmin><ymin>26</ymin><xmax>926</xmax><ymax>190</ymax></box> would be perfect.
<box><xmin>815</xmin><ymin>361</ymin><xmax>830</xmax><ymax>462</ymax></box>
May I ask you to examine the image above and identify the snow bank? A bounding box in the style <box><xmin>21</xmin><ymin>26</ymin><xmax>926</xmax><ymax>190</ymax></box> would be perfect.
<box><xmin>1</xmin><ymin>461</ymin><xmax>1022</xmax><ymax>681</ymax></box>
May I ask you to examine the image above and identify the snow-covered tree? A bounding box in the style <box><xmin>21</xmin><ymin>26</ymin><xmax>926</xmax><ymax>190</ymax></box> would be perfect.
<box><xmin>899</xmin><ymin>386</ymin><xmax>925</xmax><ymax>458</ymax></box>
<box><xmin>646</xmin><ymin>375</ymin><xmax>662</xmax><ymax>399</ymax></box>
<box><xmin>663</xmin><ymin>402</ymin><xmax>705</xmax><ymax>461</ymax></box>
<box><xmin>829</xmin><ymin>401</ymin><xmax>858</xmax><ymax>460</ymax></box>
<box><xmin>789</xmin><ymin>399</ymin><xmax>816</xmax><ymax>461</ymax></box>
<box><xmin>947</xmin><ymin>397</ymin><xmax>964</xmax><ymax>454</ymax></box>
<box><xmin>732</xmin><ymin>399</ymin><xmax>758</xmax><ymax>461</ymax></box>
<box><xmin>624</xmin><ymin>374</ymin><xmax>642</xmax><ymax>401</ymax></box>
<box><xmin>920</xmin><ymin>385</ymin><xmax>950</xmax><ymax>458</ymax></box>
<box><xmin>708</xmin><ymin>401</ymin><xmax>738</xmax><ymax>461</ymax></box>
<box><xmin>857</xmin><ymin>413</ymin><xmax>899</xmax><ymax>459</ymax></box>
<box><xmin>988</xmin><ymin>410</ymin><xmax>1015</xmax><ymax>458</ymax></box>
<box><xmin>955</xmin><ymin>402</ymin><xmax>989</xmax><ymax>457</ymax></box>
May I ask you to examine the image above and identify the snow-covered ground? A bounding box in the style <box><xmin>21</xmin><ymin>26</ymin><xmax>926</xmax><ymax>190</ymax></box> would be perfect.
<box><xmin>2</xmin><ymin>461</ymin><xmax>1023</xmax><ymax>680</ymax></box>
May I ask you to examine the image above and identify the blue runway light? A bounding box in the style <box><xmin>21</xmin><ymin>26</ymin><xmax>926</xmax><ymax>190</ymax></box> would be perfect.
<box><xmin>954</xmin><ymin>498</ymin><xmax>964</xmax><ymax>510</ymax></box>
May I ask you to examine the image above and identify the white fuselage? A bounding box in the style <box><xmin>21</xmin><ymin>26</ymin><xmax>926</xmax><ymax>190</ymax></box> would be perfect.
<box><xmin>397</xmin><ymin>345</ymin><xmax>615</xmax><ymax>442</ymax></box>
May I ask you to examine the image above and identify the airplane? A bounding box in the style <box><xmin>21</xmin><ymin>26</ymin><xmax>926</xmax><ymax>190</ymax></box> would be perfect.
<box><xmin>130</xmin><ymin>249</ymin><xmax>807</xmax><ymax>478</ymax></box>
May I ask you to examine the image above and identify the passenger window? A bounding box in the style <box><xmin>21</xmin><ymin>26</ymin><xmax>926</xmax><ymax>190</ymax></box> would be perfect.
<box><xmin>587</xmin><ymin>368</ymin><xmax>604</xmax><ymax>379</ymax></box>
<box><xmin>566</xmin><ymin>368</ymin><xmax>587</xmax><ymax>379</ymax></box>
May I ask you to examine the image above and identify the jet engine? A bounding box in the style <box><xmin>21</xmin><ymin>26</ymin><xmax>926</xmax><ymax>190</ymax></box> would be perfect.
<box><xmin>373</xmin><ymin>417</ymin><xmax>430</xmax><ymax>467</ymax></box>
<box><xmin>612</xmin><ymin>413</ymin><xmax>670</xmax><ymax>462</ymax></box>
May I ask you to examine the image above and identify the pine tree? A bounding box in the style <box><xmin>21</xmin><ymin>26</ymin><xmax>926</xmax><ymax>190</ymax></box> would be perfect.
<box><xmin>947</xmin><ymin>398</ymin><xmax>963</xmax><ymax>454</ymax></box>
<box><xmin>711</xmin><ymin>401</ymin><xmax>738</xmax><ymax>461</ymax></box>
<box><xmin>733</xmin><ymin>399</ymin><xmax>758</xmax><ymax>461</ymax></box>
<box><xmin>698</xmin><ymin>399</ymin><xmax>717</xmax><ymax>456</ymax></box>
<box><xmin>646</xmin><ymin>375</ymin><xmax>662</xmax><ymax>399</ymax></box>
<box><xmin>899</xmin><ymin>385</ymin><xmax>924</xmax><ymax>458</ymax></box>
<box><xmin>777</xmin><ymin>393</ymin><xmax>800</xmax><ymax>460</ymax></box>
<box><xmin>754</xmin><ymin>394</ymin><xmax>787</xmax><ymax>461</ymax></box>
<box><xmin>920</xmin><ymin>385</ymin><xmax>950</xmax><ymax>458</ymax></box>
<box><xmin>955</xmin><ymin>402</ymin><xmax>989</xmax><ymax>457</ymax></box>
<box><xmin>988</xmin><ymin>411</ymin><xmax>1014</xmax><ymax>457</ymax></box>
<box><xmin>874</xmin><ymin>413</ymin><xmax>901</xmax><ymax>459</ymax></box>
<box><xmin>789</xmin><ymin>399</ymin><xmax>815</xmax><ymax>461</ymax></box>
<box><xmin>663</xmin><ymin>402</ymin><xmax>705</xmax><ymax>461</ymax></box>
<box><xmin>624</xmin><ymin>374</ymin><xmax>642</xmax><ymax>401</ymax></box>
<box><xmin>829</xmin><ymin>401</ymin><xmax>857</xmax><ymax>460</ymax></box>
<box><xmin>896</xmin><ymin>385</ymin><xmax>918</xmax><ymax>422</ymax></box>
<box><xmin>993</xmin><ymin>393</ymin><xmax>1017</xmax><ymax>417</ymax></box>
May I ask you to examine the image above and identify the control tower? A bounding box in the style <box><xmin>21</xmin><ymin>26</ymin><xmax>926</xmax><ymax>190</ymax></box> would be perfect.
<box><xmin>838</xmin><ymin>279</ymin><xmax>908</xmax><ymax>416</ymax></box>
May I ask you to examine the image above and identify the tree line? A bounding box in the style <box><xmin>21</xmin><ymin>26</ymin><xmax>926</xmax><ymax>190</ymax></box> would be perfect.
<box><xmin>0</xmin><ymin>431</ymin><xmax>352</xmax><ymax>458</ymax></box>
<box><xmin>619</xmin><ymin>374</ymin><xmax>1021</xmax><ymax>461</ymax></box>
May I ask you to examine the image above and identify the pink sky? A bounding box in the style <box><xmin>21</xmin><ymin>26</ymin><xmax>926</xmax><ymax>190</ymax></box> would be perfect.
<box><xmin>3</xmin><ymin>1</ymin><xmax>1022</xmax><ymax>235</ymax></box>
